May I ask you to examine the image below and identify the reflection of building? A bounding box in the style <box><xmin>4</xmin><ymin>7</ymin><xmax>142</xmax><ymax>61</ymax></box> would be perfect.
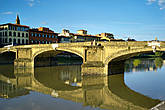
<box><xmin>29</xmin><ymin>27</ymin><xmax>58</xmax><ymax>44</ymax></box>
<box><xmin>125</xmin><ymin>59</ymin><xmax>158</xmax><ymax>73</ymax></box>
<box><xmin>0</xmin><ymin>15</ymin><xmax>29</xmax><ymax>46</ymax></box>
<box><xmin>0</xmin><ymin>81</ymin><xmax>29</xmax><ymax>99</ymax></box>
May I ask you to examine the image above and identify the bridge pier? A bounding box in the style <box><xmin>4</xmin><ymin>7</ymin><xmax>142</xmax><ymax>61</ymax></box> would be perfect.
<box><xmin>81</xmin><ymin>45</ymin><xmax>108</xmax><ymax>76</ymax></box>
<box><xmin>82</xmin><ymin>76</ymin><xmax>108</xmax><ymax>107</ymax></box>
<box><xmin>14</xmin><ymin>58</ymin><xmax>34</xmax><ymax>68</ymax></box>
<box><xmin>14</xmin><ymin>48</ymin><xmax>34</xmax><ymax>69</ymax></box>
<box><xmin>81</xmin><ymin>62</ymin><xmax>108</xmax><ymax>76</ymax></box>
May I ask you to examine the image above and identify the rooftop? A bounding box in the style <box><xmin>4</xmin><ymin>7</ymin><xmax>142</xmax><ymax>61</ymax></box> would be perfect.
<box><xmin>0</xmin><ymin>23</ymin><xmax>29</xmax><ymax>28</ymax></box>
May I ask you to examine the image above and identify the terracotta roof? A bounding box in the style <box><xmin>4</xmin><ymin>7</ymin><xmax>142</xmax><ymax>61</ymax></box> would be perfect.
<box><xmin>77</xmin><ymin>29</ymin><xmax>87</xmax><ymax>31</ymax></box>
<box><xmin>73</xmin><ymin>33</ymin><xmax>101</xmax><ymax>38</ymax></box>
<box><xmin>0</xmin><ymin>23</ymin><xmax>29</xmax><ymax>28</ymax></box>
<box><xmin>29</xmin><ymin>28</ymin><xmax>58</xmax><ymax>34</ymax></box>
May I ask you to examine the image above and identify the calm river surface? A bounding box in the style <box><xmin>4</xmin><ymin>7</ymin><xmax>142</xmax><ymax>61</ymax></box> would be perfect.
<box><xmin>0</xmin><ymin>58</ymin><xmax>164</xmax><ymax>110</ymax></box>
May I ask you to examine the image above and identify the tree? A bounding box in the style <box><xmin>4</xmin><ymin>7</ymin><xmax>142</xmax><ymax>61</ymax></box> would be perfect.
<box><xmin>133</xmin><ymin>59</ymin><xmax>141</xmax><ymax>67</ymax></box>
<box><xmin>154</xmin><ymin>57</ymin><xmax>163</xmax><ymax>69</ymax></box>
<box><xmin>155</xmin><ymin>52</ymin><xmax>163</xmax><ymax>57</ymax></box>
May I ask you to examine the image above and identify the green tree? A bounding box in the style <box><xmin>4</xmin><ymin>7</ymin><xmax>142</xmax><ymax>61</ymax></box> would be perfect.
<box><xmin>155</xmin><ymin>52</ymin><xmax>163</xmax><ymax>57</ymax></box>
<box><xmin>133</xmin><ymin>59</ymin><xmax>141</xmax><ymax>67</ymax></box>
<box><xmin>154</xmin><ymin>57</ymin><xmax>163</xmax><ymax>69</ymax></box>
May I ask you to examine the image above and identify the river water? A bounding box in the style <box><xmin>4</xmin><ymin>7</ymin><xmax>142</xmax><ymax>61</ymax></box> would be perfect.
<box><xmin>0</xmin><ymin>58</ymin><xmax>164</xmax><ymax>110</ymax></box>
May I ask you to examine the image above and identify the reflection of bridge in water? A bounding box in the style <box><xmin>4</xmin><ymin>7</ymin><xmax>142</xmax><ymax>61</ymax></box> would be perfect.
<box><xmin>0</xmin><ymin>64</ymin><xmax>161</xmax><ymax>110</ymax></box>
<box><xmin>125</xmin><ymin>58</ymin><xmax>164</xmax><ymax>73</ymax></box>
<box><xmin>0</xmin><ymin>41</ymin><xmax>165</xmax><ymax>75</ymax></box>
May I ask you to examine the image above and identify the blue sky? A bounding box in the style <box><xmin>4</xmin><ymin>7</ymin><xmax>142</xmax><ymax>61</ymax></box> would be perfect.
<box><xmin>0</xmin><ymin>0</ymin><xmax>165</xmax><ymax>41</ymax></box>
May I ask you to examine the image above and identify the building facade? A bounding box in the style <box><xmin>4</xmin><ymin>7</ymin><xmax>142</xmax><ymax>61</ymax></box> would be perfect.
<box><xmin>0</xmin><ymin>15</ymin><xmax>29</xmax><ymax>46</ymax></box>
<box><xmin>29</xmin><ymin>27</ymin><xmax>58</xmax><ymax>44</ymax></box>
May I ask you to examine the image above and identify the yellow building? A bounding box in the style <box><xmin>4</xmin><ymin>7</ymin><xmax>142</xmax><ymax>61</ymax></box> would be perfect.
<box><xmin>77</xmin><ymin>29</ymin><xmax>87</xmax><ymax>35</ymax></box>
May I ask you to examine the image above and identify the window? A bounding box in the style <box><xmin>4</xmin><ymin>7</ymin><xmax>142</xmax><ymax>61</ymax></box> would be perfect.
<box><xmin>31</xmin><ymin>33</ymin><xmax>34</xmax><ymax>37</ymax></box>
<box><xmin>42</xmin><ymin>34</ymin><xmax>44</xmax><ymax>37</ymax></box>
<box><xmin>52</xmin><ymin>35</ymin><xmax>54</xmax><ymax>38</ymax></box>
<box><xmin>25</xmin><ymin>28</ymin><xmax>29</xmax><ymax>31</ymax></box>
<box><xmin>9</xmin><ymin>38</ymin><xmax>12</xmax><ymax>43</ymax></box>
<box><xmin>14</xmin><ymin>39</ymin><xmax>16</xmax><ymax>44</ymax></box>
<box><xmin>45</xmin><ymin>34</ymin><xmax>47</xmax><ymax>38</ymax></box>
<box><xmin>13</xmin><ymin>26</ymin><xmax>16</xmax><ymax>30</ymax></box>
<box><xmin>5</xmin><ymin>31</ymin><xmax>7</xmax><ymax>36</ymax></box>
<box><xmin>17</xmin><ymin>27</ymin><xmax>21</xmax><ymax>31</ymax></box>
<box><xmin>18</xmin><ymin>32</ymin><xmax>20</xmax><ymax>37</ymax></box>
<box><xmin>21</xmin><ymin>27</ymin><xmax>24</xmax><ymax>31</ymax></box>
<box><xmin>18</xmin><ymin>39</ymin><xmax>20</xmax><ymax>44</ymax></box>
<box><xmin>9</xmin><ymin>26</ymin><xmax>12</xmax><ymax>30</ymax></box>
<box><xmin>13</xmin><ymin>32</ymin><xmax>16</xmax><ymax>36</ymax></box>
<box><xmin>26</xmin><ymin>40</ymin><xmax>28</xmax><ymax>44</ymax></box>
<box><xmin>5</xmin><ymin>38</ymin><xmax>7</xmax><ymax>43</ymax></box>
<box><xmin>39</xmin><ymin>34</ymin><xmax>41</xmax><ymax>37</ymax></box>
<box><xmin>22</xmin><ymin>33</ymin><xmax>24</xmax><ymax>37</ymax></box>
<box><xmin>35</xmin><ymin>33</ymin><xmax>37</xmax><ymax>37</ymax></box>
<box><xmin>49</xmin><ymin>35</ymin><xmax>51</xmax><ymax>38</ymax></box>
<box><xmin>26</xmin><ymin>33</ymin><xmax>28</xmax><ymax>37</ymax></box>
<box><xmin>0</xmin><ymin>32</ymin><xmax>2</xmax><ymax>37</ymax></box>
<box><xmin>22</xmin><ymin>39</ymin><xmax>24</xmax><ymax>44</ymax></box>
<box><xmin>9</xmin><ymin>32</ymin><xmax>12</xmax><ymax>36</ymax></box>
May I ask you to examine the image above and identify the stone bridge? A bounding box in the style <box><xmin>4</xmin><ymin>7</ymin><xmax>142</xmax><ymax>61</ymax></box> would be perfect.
<box><xmin>0</xmin><ymin>41</ymin><xmax>165</xmax><ymax>75</ymax></box>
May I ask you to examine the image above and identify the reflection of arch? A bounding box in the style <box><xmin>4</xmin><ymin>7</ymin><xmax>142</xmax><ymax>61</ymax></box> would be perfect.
<box><xmin>0</xmin><ymin>64</ymin><xmax>161</xmax><ymax>109</ymax></box>
<box><xmin>108</xmin><ymin>73</ymin><xmax>160</xmax><ymax>109</ymax></box>
<box><xmin>34</xmin><ymin>66</ymin><xmax>81</xmax><ymax>91</ymax></box>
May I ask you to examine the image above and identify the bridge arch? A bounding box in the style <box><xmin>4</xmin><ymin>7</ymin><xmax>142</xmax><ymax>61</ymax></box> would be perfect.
<box><xmin>104</xmin><ymin>48</ymin><xmax>154</xmax><ymax>65</ymax></box>
<box><xmin>0</xmin><ymin>49</ymin><xmax>16</xmax><ymax>54</ymax></box>
<box><xmin>0</xmin><ymin>51</ymin><xmax>16</xmax><ymax>64</ymax></box>
<box><xmin>32</xmin><ymin>47</ymin><xmax>84</xmax><ymax>61</ymax></box>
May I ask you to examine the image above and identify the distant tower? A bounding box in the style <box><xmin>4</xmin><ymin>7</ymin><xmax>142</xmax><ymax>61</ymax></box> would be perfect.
<box><xmin>155</xmin><ymin>37</ymin><xmax>158</xmax><ymax>41</ymax></box>
<box><xmin>16</xmin><ymin>14</ymin><xmax>20</xmax><ymax>24</ymax></box>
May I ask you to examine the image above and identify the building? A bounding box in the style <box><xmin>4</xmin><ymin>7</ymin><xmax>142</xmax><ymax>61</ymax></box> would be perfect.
<box><xmin>29</xmin><ymin>27</ymin><xmax>58</xmax><ymax>44</ymax></box>
<box><xmin>58</xmin><ymin>36</ymin><xmax>71</xmax><ymax>43</ymax></box>
<box><xmin>96</xmin><ymin>33</ymin><xmax>114</xmax><ymax>39</ymax></box>
<box><xmin>77</xmin><ymin>30</ymin><xmax>87</xmax><ymax>35</ymax></box>
<box><xmin>58</xmin><ymin>29</ymin><xmax>101</xmax><ymax>43</ymax></box>
<box><xmin>0</xmin><ymin>14</ymin><xmax>29</xmax><ymax>46</ymax></box>
<box><xmin>58</xmin><ymin>29</ymin><xmax>73</xmax><ymax>37</ymax></box>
